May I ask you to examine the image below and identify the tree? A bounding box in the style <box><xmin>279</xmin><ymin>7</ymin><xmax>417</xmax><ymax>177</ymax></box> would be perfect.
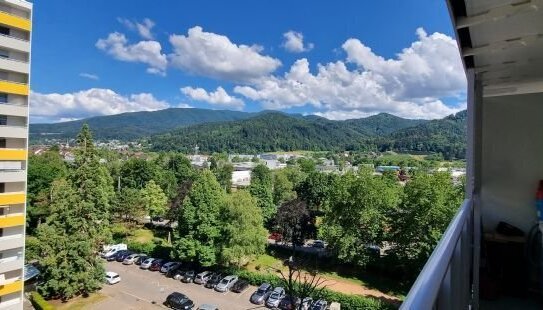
<box><xmin>167</xmin><ymin>153</ymin><xmax>195</xmax><ymax>183</ymax></box>
<box><xmin>389</xmin><ymin>172</ymin><xmax>463</xmax><ymax>273</ymax></box>
<box><xmin>249</xmin><ymin>164</ymin><xmax>276</xmax><ymax>225</ymax></box>
<box><xmin>173</xmin><ymin>170</ymin><xmax>225</xmax><ymax>266</ymax></box>
<box><xmin>221</xmin><ymin>191</ymin><xmax>267</xmax><ymax>266</ymax></box>
<box><xmin>273</xmin><ymin>169</ymin><xmax>296</xmax><ymax>205</ymax></box>
<box><xmin>113</xmin><ymin>187</ymin><xmax>144</xmax><ymax>222</ymax></box>
<box><xmin>211</xmin><ymin>160</ymin><xmax>233</xmax><ymax>192</ymax></box>
<box><xmin>278</xmin><ymin>258</ymin><xmax>328</xmax><ymax>310</ymax></box>
<box><xmin>320</xmin><ymin>170</ymin><xmax>401</xmax><ymax>267</ymax></box>
<box><xmin>70</xmin><ymin>124</ymin><xmax>115</xmax><ymax>246</ymax></box>
<box><xmin>295</xmin><ymin>172</ymin><xmax>336</xmax><ymax>211</ymax></box>
<box><xmin>276</xmin><ymin>199</ymin><xmax>310</xmax><ymax>248</ymax></box>
<box><xmin>141</xmin><ymin>180</ymin><xmax>168</xmax><ymax>221</ymax></box>
<box><xmin>36</xmin><ymin>179</ymin><xmax>104</xmax><ymax>300</ymax></box>
<box><xmin>297</xmin><ymin>157</ymin><xmax>316</xmax><ymax>174</ymax></box>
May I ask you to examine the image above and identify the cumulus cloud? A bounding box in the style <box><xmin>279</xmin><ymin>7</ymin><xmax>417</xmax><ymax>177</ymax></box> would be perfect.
<box><xmin>234</xmin><ymin>28</ymin><xmax>466</xmax><ymax>119</ymax></box>
<box><xmin>168</xmin><ymin>26</ymin><xmax>281</xmax><ymax>82</ymax></box>
<box><xmin>118</xmin><ymin>17</ymin><xmax>156</xmax><ymax>40</ymax></box>
<box><xmin>96</xmin><ymin>32</ymin><xmax>167</xmax><ymax>75</ymax></box>
<box><xmin>181</xmin><ymin>86</ymin><xmax>244</xmax><ymax>110</ymax></box>
<box><xmin>30</xmin><ymin>88</ymin><xmax>169</xmax><ymax>123</ymax></box>
<box><xmin>282</xmin><ymin>31</ymin><xmax>314</xmax><ymax>53</ymax></box>
<box><xmin>79</xmin><ymin>73</ymin><xmax>99</xmax><ymax>80</ymax></box>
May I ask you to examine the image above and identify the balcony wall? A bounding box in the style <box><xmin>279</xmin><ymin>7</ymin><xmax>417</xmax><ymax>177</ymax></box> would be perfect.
<box><xmin>0</xmin><ymin>104</ymin><xmax>26</xmax><ymax>117</ymax></box>
<box><xmin>0</xmin><ymin>125</ymin><xmax>26</xmax><ymax>138</ymax></box>
<box><xmin>0</xmin><ymin>57</ymin><xmax>27</xmax><ymax>74</ymax></box>
<box><xmin>0</xmin><ymin>35</ymin><xmax>28</xmax><ymax>53</ymax></box>
<box><xmin>481</xmin><ymin>92</ymin><xmax>543</xmax><ymax>233</ymax></box>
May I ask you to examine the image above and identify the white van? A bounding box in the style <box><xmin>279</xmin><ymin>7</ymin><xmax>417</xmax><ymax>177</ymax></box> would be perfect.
<box><xmin>101</xmin><ymin>244</ymin><xmax>127</xmax><ymax>258</ymax></box>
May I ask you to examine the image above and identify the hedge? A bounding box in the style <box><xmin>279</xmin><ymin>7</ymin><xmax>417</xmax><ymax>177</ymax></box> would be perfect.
<box><xmin>229</xmin><ymin>269</ymin><xmax>397</xmax><ymax>310</ymax></box>
<box><xmin>30</xmin><ymin>291</ymin><xmax>54</xmax><ymax>310</ymax></box>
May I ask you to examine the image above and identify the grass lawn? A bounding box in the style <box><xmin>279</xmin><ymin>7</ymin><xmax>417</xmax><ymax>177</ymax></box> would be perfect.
<box><xmin>51</xmin><ymin>293</ymin><xmax>107</xmax><ymax>310</ymax></box>
<box><xmin>246</xmin><ymin>254</ymin><xmax>285</xmax><ymax>272</ymax></box>
<box><xmin>128</xmin><ymin>228</ymin><xmax>154</xmax><ymax>243</ymax></box>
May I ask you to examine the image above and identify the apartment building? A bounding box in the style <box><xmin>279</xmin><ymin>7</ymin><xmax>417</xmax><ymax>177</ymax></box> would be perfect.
<box><xmin>0</xmin><ymin>0</ymin><xmax>31</xmax><ymax>309</ymax></box>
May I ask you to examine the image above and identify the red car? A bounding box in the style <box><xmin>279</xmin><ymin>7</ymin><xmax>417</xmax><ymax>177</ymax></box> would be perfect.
<box><xmin>269</xmin><ymin>232</ymin><xmax>283</xmax><ymax>242</ymax></box>
<box><xmin>149</xmin><ymin>258</ymin><xmax>165</xmax><ymax>271</ymax></box>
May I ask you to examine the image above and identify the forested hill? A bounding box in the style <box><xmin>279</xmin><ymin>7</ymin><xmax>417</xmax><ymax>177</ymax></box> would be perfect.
<box><xmin>150</xmin><ymin>110</ymin><xmax>468</xmax><ymax>158</ymax></box>
<box><xmin>30</xmin><ymin>108</ymin><xmax>256</xmax><ymax>141</ymax></box>
<box><xmin>150</xmin><ymin>112</ymin><xmax>373</xmax><ymax>153</ymax></box>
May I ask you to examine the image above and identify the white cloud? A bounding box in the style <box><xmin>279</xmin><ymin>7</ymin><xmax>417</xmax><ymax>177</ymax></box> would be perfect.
<box><xmin>234</xmin><ymin>28</ymin><xmax>466</xmax><ymax>119</ymax></box>
<box><xmin>79</xmin><ymin>73</ymin><xmax>99</xmax><ymax>80</ymax></box>
<box><xmin>176</xmin><ymin>103</ymin><xmax>194</xmax><ymax>109</ymax></box>
<box><xmin>96</xmin><ymin>32</ymin><xmax>167</xmax><ymax>75</ymax></box>
<box><xmin>168</xmin><ymin>26</ymin><xmax>281</xmax><ymax>82</ymax></box>
<box><xmin>181</xmin><ymin>86</ymin><xmax>244</xmax><ymax>110</ymax></box>
<box><xmin>30</xmin><ymin>88</ymin><xmax>169</xmax><ymax>123</ymax></box>
<box><xmin>117</xmin><ymin>17</ymin><xmax>156</xmax><ymax>40</ymax></box>
<box><xmin>282</xmin><ymin>31</ymin><xmax>314</xmax><ymax>53</ymax></box>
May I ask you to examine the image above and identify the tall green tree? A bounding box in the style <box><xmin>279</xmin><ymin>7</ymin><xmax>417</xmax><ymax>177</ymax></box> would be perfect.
<box><xmin>296</xmin><ymin>172</ymin><xmax>336</xmax><ymax>211</ymax></box>
<box><xmin>141</xmin><ymin>180</ymin><xmax>168</xmax><ymax>221</ymax></box>
<box><xmin>272</xmin><ymin>169</ymin><xmax>295</xmax><ymax>205</ymax></box>
<box><xmin>113</xmin><ymin>187</ymin><xmax>144</xmax><ymax>222</ymax></box>
<box><xmin>249</xmin><ymin>164</ymin><xmax>276</xmax><ymax>225</ymax></box>
<box><xmin>211</xmin><ymin>160</ymin><xmax>233</xmax><ymax>192</ymax></box>
<box><xmin>173</xmin><ymin>170</ymin><xmax>225</xmax><ymax>266</ymax></box>
<box><xmin>36</xmin><ymin>179</ymin><xmax>104</xmax><ymax>300</ymax></box>
<box><xmin>70</xmin><ymin>124</ymin><xmax>115</xmax><ymax>245</ymax></box>
<box><xmin>221</xmin><ymin>191</ymin><xmax>267</xmax><ymax>266</ymax></box>
<box><xmin>389</xmin><ymin>172</ymin><xmax>463</xmax><ymax>273</ymax></box>
<box><xmin>320</xmin><ymin>170</ymin><xmax>401</xmax><ymax>266</ymax></box>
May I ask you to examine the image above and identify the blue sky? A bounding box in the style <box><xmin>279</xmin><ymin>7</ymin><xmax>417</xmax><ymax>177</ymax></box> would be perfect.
<box><xmin>30</xmin><ymin>0</ymin><xmax>466</xmax><ymax>123</ymax></box>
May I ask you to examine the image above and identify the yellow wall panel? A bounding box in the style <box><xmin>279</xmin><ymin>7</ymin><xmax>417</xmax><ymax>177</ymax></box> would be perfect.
<box><xmin>0</xmin><ymin>81</ymin><xmax>28</xmax><ymax>96</ymax></box>
<box><xmin>0</xmin><ymin>11</ymin><xmax>30</xmax><ymax>31</ymax></box>
<box><xmin>0</xmin><ymin>280</ymin><xmax>22</xmax><ymax>296</ymax></box>
<box><xmin>0</xmin><ymin>193</ymin><xmax>25</xmax><ymax>205</ymax></box>
<box><xmin>0</xmin><ymin>149</ymin><xmax>26</xmax><ymax>160</ymax></box>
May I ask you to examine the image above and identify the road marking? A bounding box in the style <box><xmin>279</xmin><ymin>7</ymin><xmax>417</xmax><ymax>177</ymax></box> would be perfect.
<box><xmin>120</xmin><ymin>290</ymin><xmax>153</xmax><ymax>304</ymax></box>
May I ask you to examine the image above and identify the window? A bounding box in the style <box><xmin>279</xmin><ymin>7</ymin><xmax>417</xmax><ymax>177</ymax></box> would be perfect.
<box><xmin>0</xmin><ymin>26</ymin><xmax>9</xmax><ymax>36</ymax></box>
<box><xmin>0</xmin><ymin>228</ymin><xmax>3</xmax><ymax>237</ymax></box>
<box><xmin>0</xmin><ymin>139</ymin><xmax>5</xmax><ymax>148</ymax></box>
<box><xmin>0</xmin><ymin>115</ymin><xmax>6</xmax><ymax>126</ymax></box>
<box><xmin>0</xmin><ymin>183</ymin><xmax>5</xmax><ymax>193</ymax></box>
<box><xmin>0</xmin><ymin>49</ymin><xmax>8</xmax><ymax>59</ymax></box>
<box><xmin>0</xmin><ymin>93</ymin><xmax>7</xmax><ymax>104</ymax></box>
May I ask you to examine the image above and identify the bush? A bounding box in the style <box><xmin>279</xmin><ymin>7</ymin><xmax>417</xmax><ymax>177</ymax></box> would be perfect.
<box><xmin>30</xmin><ymin>291</ymin><xmax>54</xmax><ymax>310</ymax></box>
<box><xmin>228</xmin><ymin>269</ymin><xmax>394</xmax><ymax>310</ymax></box>
<box><xmin>25</xmin><ymin>236</ymin><xmax>40</xmax><ymax>263</ymax></box>
<box><xmin>127</xmin><ymin>240</ymin><xmax>155</xmax><ymax>255</ymax></box>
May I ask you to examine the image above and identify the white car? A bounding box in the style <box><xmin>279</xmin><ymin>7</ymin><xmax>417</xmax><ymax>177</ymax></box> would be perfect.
<box><xmin>105</xmin><ymin>271</ymin><xmax>121</xmax><ymax>285</ymax></box>
<box><xmin>266</xmin><ymin>287</ymin><xmax>285</xmax><ymax>308</ymax></box>
<box><xmin>214</xmin><ymin>275</ymin><xmax>238</xmax><ymax>292</ymax></box>
<box><xmin>140</xmin><ymin>257</ymin><xmax>155</xmax><ymax>270</ymax></box>
<box><xmin>160</xmin><ymin>262</ymin><xmax>180</xmax><ymax>273</ymax></box>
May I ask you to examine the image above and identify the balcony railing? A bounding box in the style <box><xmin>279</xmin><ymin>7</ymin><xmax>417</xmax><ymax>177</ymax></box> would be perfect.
<box><xmin>401</xmin><ymin>198</ymin><xmax>477</xmax><ymax>310</ymax></box>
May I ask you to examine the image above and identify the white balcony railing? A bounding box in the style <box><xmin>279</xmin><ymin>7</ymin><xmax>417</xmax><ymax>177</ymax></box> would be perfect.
<box><xmin>401</xmin><ymin>199</ymin><xmax>478</xmax><ymax>310</ymax></box>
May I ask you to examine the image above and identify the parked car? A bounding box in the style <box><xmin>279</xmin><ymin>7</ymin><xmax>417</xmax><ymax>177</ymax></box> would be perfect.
<box><xmin>310</xmin><ymin>299</ymin><xmax>328</xmax><ymax>310</ymax></box>
<box><xmin>279</xmin><ymin>296</ymin><xmax>301</xmax><ymax>310</ymax></box>
<box><xmin>214</xmin><ymin>275</ymin><xmax>238</xmax><ymax>292</ymax></box>
<box><xmin>231</xmin><ymin>279</ymin><xmax>249</xmax><ymax>293</ymax></box>
<box><xmin>197</xmin><ymin>304</ymin><xmax>218</xmax><ymax>310</ymax></box>
<box><xmin>312</xmin><ymin>240</ymin><xmax>325</xmax><ymax>248</ymax></box>
<box><xmin>167</xmin><ymin>264</ymin><xmax>184</xmax><ymax>278</ymax></box>
<box><xmin>250</xmin><ymin>283</ymin><xmax>273</xmax><ymax>304</ymax></box>
<box><xmin>329</xmin><ymin>302</ymin><xmax>341</xmax><ymax>310</ymax></box>
<box><xmin>107</xmin><ymin>250</ymin><xmax>128</xmax><ymax>262</ymax></box>
<box><xmin>149</xmin><ymin>259</ymin><xmax>165</xmax><ymax>271</ymax></box>
<box><xmin>182</xmin><ymin>270</ymin><xmax>196</xmax><ymax>283</ymax></box>
<box><xmin>161</xmin><ymin>262</ymin><xmax>180</xmax><ymax>273</ymax></box>
<box><xmin>115</xmin><ymin>250</ymin><xmax>134</xmax><ymax>262</ymax></box>
<box><xmin>123</xmin><ymin>253</ymin><xmax>142</xmax><ymax>265</ymax></box>
<box><xmin>101</xmin><ymin>243</ymin><xmax>127</xmax><ymax>258</ymax></box>
<box><xmin>164</xmin><ymin>292</ymin><xmax>194</xmax><ymax>310</ymax></box>
<box><xmin>105</xmin><ymin>271</ymin><xmax>121</xmax><ymax>285</ymax></box>
<box><xmin>140</xmin><ymin>257</ymin><xmax>156</xmax><ymax>270</ymax></box>
<box><xmin>269</xmin><ymin>232</ymin><xmax>283</xmax><ymax>242</ymax></box>
<box><xmin>266</xmin><ymin>287</ymin><xmax>286</xmax><ymax>308</ymax></box>
<box><xmin>204</xmin><ymin>273</ymin><xmax>223</xmax><ymax>289</ymax></box>
<box><xmin>194</xmin><ymin>271</ymin><xmax>212</xmax><ymax>285</ymax></box>
<box><xmin>135</xmin><ymin>255</ymin><xmax>148</xmax><ymax>265</ymax></box>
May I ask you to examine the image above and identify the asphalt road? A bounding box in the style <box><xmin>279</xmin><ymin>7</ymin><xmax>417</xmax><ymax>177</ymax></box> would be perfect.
<box><xmin>93</xmin><ymin>261</ymin><xmax>263</xmax><ymax>310</ymax></box>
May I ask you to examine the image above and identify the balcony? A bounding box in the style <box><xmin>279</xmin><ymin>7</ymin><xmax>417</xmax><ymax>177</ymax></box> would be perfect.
<box><xmin>0</xmin><ymin>125</ymin><xmax>27</xmax><ymax>138</ymax></box>
<box><xmin>0</xmin><ymin>103</ymin><xmax>26</xmax><ymax>117</ymax></box>
<box><xmin>0</xmin><ymin>192</ymin><xmax>24</xmax><ymax>205</ymax></box>
<box><xmin>0</xmin><ymin>170</ymin><xmax>25</xmax><ymax>182</ymax></box>
<box><xmin>0</xmin><ymin>33</ymin><xmax>28</xmax><ymax>53</ymax></box>
<box><xmin>0</xmin><ymin>254</ymin><xmax>23</xmax><ymax>274</ymax></box>
<box><xmin>0</xmin><ymin>234</ymin><xmax>23</xmax><ymax>252</ymax></box>
<box><xmin>0</xmin><ymin>149</ymin><xmax>25</xmax><ymax>160</ymax></box>
<box><xmin>0</xmin><ymin>214</ymin><xmax>24</xmax><ymax>228</ymax></box>
<box><xmin>0</xmin><ymin>80</ymin><xmax>27</xmax><ymax>96</ymax></box>
<box><xmin>0</xmin><ymin>279</ymin><xmax>21</xmax><ymax>296</ymax></box>
<box><xmin>0</xmin><ymin>56</ymin><xmax>28</xmax><ymax>74</ymax></box>
<box><xmin>0</xmin><ymin>10</ymin><xmax>30</xmax><ymax>32</ymax></box>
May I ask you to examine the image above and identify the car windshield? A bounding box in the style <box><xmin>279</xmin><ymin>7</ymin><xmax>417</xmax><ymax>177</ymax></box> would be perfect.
<box><xmin>220</xmin><ymin>278</ymin><xmax>229</xmax><ymax>284</ymax></box>
<box><xmin>270</xmin><ymin>292</ymin><xmax>279</xmax><ymax>299</ymax></box>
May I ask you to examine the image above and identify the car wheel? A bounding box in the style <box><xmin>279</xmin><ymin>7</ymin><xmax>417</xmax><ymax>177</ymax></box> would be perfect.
<box><xmin>174</xmin><ymin>274</ymin><xmax>181</xmax><ymax>280</ymax></box>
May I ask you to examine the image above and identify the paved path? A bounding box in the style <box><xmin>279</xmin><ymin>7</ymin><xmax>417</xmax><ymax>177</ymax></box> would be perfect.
<box><xmin>94</xmin><ymin>261</ymin><xmax>263</xmax><ymax>310</ymax></box>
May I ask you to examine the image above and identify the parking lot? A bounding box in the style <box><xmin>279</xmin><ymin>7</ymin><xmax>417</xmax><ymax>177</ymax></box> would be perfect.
<box><xmin>93</xmin><ymin>261</ymin><xmax>261</xmax><ymax>310</ymax></box>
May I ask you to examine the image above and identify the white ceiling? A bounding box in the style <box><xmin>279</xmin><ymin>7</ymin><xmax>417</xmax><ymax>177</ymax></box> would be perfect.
<box><xmin>450</xmin><ymin>0</ymin><xmax>543</xmax><ymax>96</ymax></box>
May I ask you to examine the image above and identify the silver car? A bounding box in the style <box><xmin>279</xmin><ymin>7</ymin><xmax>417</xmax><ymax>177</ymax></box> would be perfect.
<box><xmin>122</xmin><ymin>253</ymin><xmax>142</xmax><ymax>265</ymax></box>
<box><xmin>214</xmin><ymin>275</ymin><xmax>238</xmax><ymax>292</ymax></box>
<box><xmin>266</xmin><ymin>287</ymin><xmax>285</xmax><ymax>308</ymax></box>
<box><xmin>250</xmin><ymin>283</ymin><xmax>273</xmax><ymax>304</ymax></box>
<box><xmin>194</xmin><ymin>271</ymin><xmax>212</xmax><ymax>285</ymax></box>
<box><xmin>139</xmin><ymin>257</ymin><xmax>155</xmax><ymax>269</ymax></box>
